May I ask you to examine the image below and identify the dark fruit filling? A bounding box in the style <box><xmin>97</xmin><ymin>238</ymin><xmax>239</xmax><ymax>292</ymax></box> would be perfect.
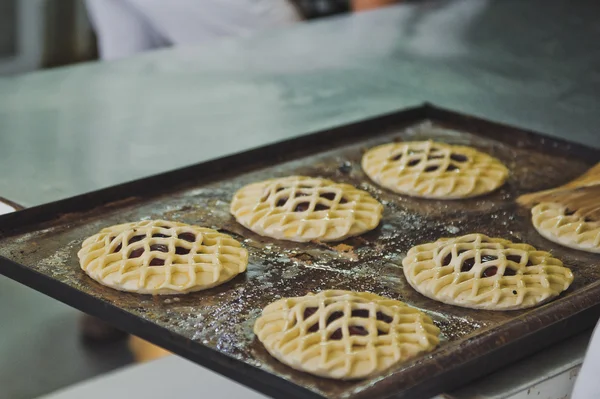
<box><xmin>450</xmin><ymin>153</ymin><xmax>468</xmax><ymax>162</ymax></box>
<box><xmin>482</xmin><ymin>266</ymin><xmax>497</xmax><ymax>277</ymax></box>
<box><xmin>178</xmin><ymin>233</ymin><xmax>196</xmax><ymax>242</ymax></box>
<box><xmin>503</xmin><ymin>268</ymin><xmax>517</xmax><ymax>276</ymax></box>
<box><xmin>276</xmin><ymin>198</ymin><xmax>288</xmax><ymax>207</ymax></box>
<box><xmin>128</xmin><ymin>235</ymin><xmax>144</xmax><ymax>244</ymax></box>
<box><xmin>294</xmin><ymin>202</ymin><xmax>309</xmax><ymax>212</ymax></box>
<box><xmin>149</xmin><ymin>258</ymin><xmax>165</xmax><ymax>266</ymax></box>
<box><xmin>303</xmin><ymin>307</ymin><xmax>390</xmax><ymax>339</ymax></box>
<box><xmin>461</xmin><ymin>258</ymin><xmax>475</xmax><ymax>272</ymax></box>
<box><xmin>314</xmin><ymin>204</ymin><xmax>329</xmax><ymax>211</ymax></box>
<box><xmin>129</xmin><ymin>248</ymin><xmax>144</xmax><ymax>259</ymax></box>
<box><xmin>506</xmin><ymin>255</ymin><xmax>521</xmax><ymax>263</ymax></box>
<box><xmin>150</xmin><ymin>244</ymin><xmax>168</xmax><ymax>253</ymax></box>
<box><xmin>175</xmin><ymin>247</ymin><xmax>190</xmax><ymax>255</ymax></box>
<box><xmin>320</xmin><ymin>192</ymin><xmax>336</xmax><ymax>201</ymax></box>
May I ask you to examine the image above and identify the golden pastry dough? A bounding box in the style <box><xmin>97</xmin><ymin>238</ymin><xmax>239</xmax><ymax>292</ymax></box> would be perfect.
<box><xmin>402</xmin><ymin>234</ymin><xmax>573</xmax><ymax>310</ymax></box>
<box><xmin>361</xmin><ymin>140</ymin><xmax>508</xmax><ymax>199</ymax></box>
<box><xmin>78</xmin><ymin>220</ymin><xmax>248</xmax><ymax>294</ymax></box>
<box><xmin>230</xmin><ymin>176</ymin><xmax>383</xmax><ymax>242</ymax></box>
<box><xmin>254</xmin><ymin>290</ymin><xmax>440</xmax><ymax>380</ymax></box>
<box><xmin>532</xmin><ymin>201</ymin><xmax>600</xmax><ymax>253</ymax></box>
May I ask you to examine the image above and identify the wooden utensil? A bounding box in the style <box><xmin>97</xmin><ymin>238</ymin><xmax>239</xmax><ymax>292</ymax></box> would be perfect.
<box><xmin>517</xmin><ymin>162</ymin><xmax>600</xmax><ymax>209</ymax></box>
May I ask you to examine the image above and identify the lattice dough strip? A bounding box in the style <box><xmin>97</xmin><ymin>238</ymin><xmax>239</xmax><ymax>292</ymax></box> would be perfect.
<box><xmin>78</xmin><ymin>220</ymin><xmax>248</xmax><ymax>294</ymax></box>
<box><xmin>402</xmin><ymin>234</ymin><xmax>573</xmax><ymax>310</ymax></box>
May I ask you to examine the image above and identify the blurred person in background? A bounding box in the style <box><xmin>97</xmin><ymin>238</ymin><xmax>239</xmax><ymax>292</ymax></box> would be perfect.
<box><xmin>85</xmin><ymin>0</ymin><xmax>398</xmax><ymax>60</ymax></box>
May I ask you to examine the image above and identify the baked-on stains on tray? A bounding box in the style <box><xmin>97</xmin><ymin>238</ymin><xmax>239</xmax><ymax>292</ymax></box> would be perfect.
<box><xmin>0</xmin><ymin>106</ymin><xmax>599</xmax><ymax>399</ymax></box>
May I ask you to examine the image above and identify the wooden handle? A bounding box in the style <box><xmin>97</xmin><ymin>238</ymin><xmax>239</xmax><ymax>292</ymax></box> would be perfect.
<box><xmin>517</xmin><ymin>162</ymin><xmax>600</xmax><ymax>207</ymax></box>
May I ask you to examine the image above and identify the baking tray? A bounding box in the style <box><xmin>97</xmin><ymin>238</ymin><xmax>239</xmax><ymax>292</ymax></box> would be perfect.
<box><xmin>1</xmin><ymin>105</ymin><xmax>599</xmax><ymax>399</ymax></box>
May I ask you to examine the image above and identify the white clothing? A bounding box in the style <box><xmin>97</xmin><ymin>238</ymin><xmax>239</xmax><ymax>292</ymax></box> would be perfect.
<box><xmin>85</xmin><ymin>0</ymin><xmax>301</xmax><ymax>60</ymax></box>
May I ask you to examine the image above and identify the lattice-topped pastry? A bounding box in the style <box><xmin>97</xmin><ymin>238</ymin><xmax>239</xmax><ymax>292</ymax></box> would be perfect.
<box><xmin>532</xmin><ymin>193</ymin><xmax>600</xmax><ymax>253</ymax></box>
<box><xmin>230</xmin><ymin>176</ymin><xmax>383</xmax><ymax>242</ymax></box>
<box><xmin>78</xmin><ymin>220</ymin><xmax>248</xmax><ymax>294</ymax></box>
<box><xmin>254</xmin><ymin>290</ymin><xmax>440</xmax><ymax>379</ymax></box>
<box><xmin>402</xmin><ymin>234</ymin><xmax>573</xmax><ymax>310</ymax></box>
<box><xmin>361</xmin><ymin>140</ymin><xmax>509</xmax><ymax>199</ymax></box>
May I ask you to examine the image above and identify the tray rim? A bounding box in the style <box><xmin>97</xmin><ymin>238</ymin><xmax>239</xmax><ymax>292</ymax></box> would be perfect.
<box><xmin>1</xmin><ymin>103</ymin><xmax>599</xmax><ymax>399</ymax></box>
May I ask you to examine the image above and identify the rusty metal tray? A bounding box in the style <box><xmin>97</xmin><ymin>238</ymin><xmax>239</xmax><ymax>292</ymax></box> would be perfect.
<box><xmin>1</xmin><ymin>105</ymin><xmax>599</xmax><ymax>399</ymax></box>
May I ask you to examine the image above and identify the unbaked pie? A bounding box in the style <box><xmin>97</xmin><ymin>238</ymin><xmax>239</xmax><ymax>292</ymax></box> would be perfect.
<box><xmin>78</xmin><ymin>220</ymin><xmax>248</xmax><ymax>294</ymax></box>
<box><xmin>361</xmin><ymin>140</ymin><xmax>508</xmax><ymax>199</ymax></box>
<box><xmin>532</xmin><ymin>197</ymin><xmax>600</xmax><ymax>253</ymax></box>
<box><xmin>402</xmin><ymin>233</ymin><xmax>573</xmax><ymax>310</ymax></box>
<box><xmin>230</xmin><ymin>176</ymin><xmax>383</xmax><ymax>242</ymax></box>
<box><xmin>254</xmin><ymin>290</ymin><xmax>440</xmax><ymax>379</ymax></box>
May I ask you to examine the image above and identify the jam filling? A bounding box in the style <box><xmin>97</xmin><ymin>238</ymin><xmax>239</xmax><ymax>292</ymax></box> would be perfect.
<box><xmin>175</xmin><ymin>247</ymin><xmax>191</xmax><ymax>255</ymax></box>
<box><xmin>446</xmin><ymin>164</ymin><xmax>459</xmax><ymax>171</ymax></box>
<box><xmin>274</xmin><ymin>190</ymin><xmax>347</xmax><ymax>211</ymax></box>
<box><xmin>503</xmin><ymin>268</ymin><xmax>517</xmax><ymax>276</ymax></box>
<box><xmin>276</xmin><ymin>198</ymin><xmax>288</xmax><ymax>207</ymax></box>
<box><xmin>407</xmin><ymin>159</ymin><xmax>420</xmax><ymax>167</ymax></box>
<box><xmin>149</xmin><ymin>258</ymin><xmax>165</xmax><ymax>266</ymax></box>
<box><xmin>112</xmin><ymin>233</ymin><xmax>195</xmax><ymax>257</ymax></box>
<box><xmin>482</xmin><ymin>266</ymin><xmax>497</xmax><ymax>277</ymax></box>
<box><xmin>424</xmin><ymin>165</ymin><xmax>439</xmax><ymax>172</ymax></box>
<box><xmin>463</xmin><ymin>255</ymin><xmax>497</xmax><ymax>272</ymax></box>
<box><xmin>302</xmin><ymin>307</ymin><xmax>390</xmax><ymax>339</ymax></box>
<box><xmin>129</xmin><ymin>235</ymin><xmax>144</xmax><ymax>244</ymax></box>
<box><xmin>450</xmin><ymin>153</ymin><xmax>468</xmax><ymax>162</ymax></box>
<box><xmin>320</xmin><ymin>192</ymin><xmax>336</xmax><ymax>201</ymax></box>
<box><xmin>150</xmin><ymin>244</ymin><xmax>168</xmax><ymax>253</ymax></box>
<box><xmin>442</xmin><ymin>249</ymin><xmax>468</xmax><ymax>267</ymax></box>
<box><xmin>178</xmin><ymin>233</ymin><xmax>196</xmax><ymax>242</ymax></box>
<box><xmin>129</xmin><ymin>248</ymin><xmax>144</xmax><ymax>259</ymax></box>
<box><xmin>294</xmin><ymin>202</ymin><xmax>310</xmax><ymax>212</ymax></box>
<box><xmin>390</xmin><ymin>153</ymin><xmax>402</xmax><ymax>161</ymax></box>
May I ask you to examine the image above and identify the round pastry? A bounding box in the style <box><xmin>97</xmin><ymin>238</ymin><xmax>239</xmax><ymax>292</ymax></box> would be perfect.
<box><xmin>230</xmin><ymin>176</ymin><xmax>383</xmax><ymax>242</ymax></box>
<box><xmin>253</xmin><ymin>290</ymin><xmax>440</xmax><ymax>380</ymax></box>
<box><xmin>532</xmin><ymin>201</ymin><xmax>600</xmax><ymax>253</ymax></box>
<box><xmin>78</xmin><ymin>220</ymin><xmax>248</xmax><ymax>294</ymax></box>
<box><xmin>361</xmin><ymin>140</ymin><xmax>509</xmax><ymax>199</ymax></box>
<box><xmin>402</xmin><ymin>233</ymin><xmax>573</xmax><ymax>310</ymax></box>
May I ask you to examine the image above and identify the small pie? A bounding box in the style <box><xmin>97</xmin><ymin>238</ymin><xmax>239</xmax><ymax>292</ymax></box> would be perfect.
<box><xmin>78</xmin><ymin>220</ymin><xmax>248</xmax><ymax>294</ymax></box>
<box><xmin>361</xmin><ymin>140</ymin><xmax>509</xmax><ymax>199</ymax></box>
<box><xmin>230</xmin><ymin>176</ymin><xmax>383</xmax><ymax>242</ymax></box>
<box><xmin>402</xmin><ymin>233</ymin><xmax>573</xmax><ymax>310</ymax></box>
<box><xmin>254</xmin><ymin>290</ymin><xmax>440</xmax><ymax>380</ymax></box>
<box><xmin>532</xmin><ymin>200</ymin><xmax>600</xmax><ymax>253</ymax></box>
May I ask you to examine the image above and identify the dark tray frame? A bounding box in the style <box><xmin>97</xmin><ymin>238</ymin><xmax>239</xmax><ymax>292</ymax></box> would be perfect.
<box><xmin>1</xmin><ymin>104</ymin><xmax>599</xmax><ymax>399</ymax></box>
